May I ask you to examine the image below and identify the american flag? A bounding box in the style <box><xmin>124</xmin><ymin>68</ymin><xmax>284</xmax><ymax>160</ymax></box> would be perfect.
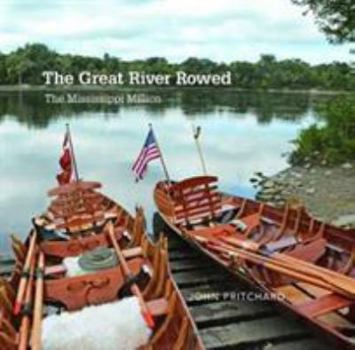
<box><xmin>132</xmin><ymin>129</ymin><xmax>161</xmax><ymax>181</ymax></box>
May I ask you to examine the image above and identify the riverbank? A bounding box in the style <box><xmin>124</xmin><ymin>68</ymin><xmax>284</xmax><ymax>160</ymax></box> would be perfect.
<box><xmin>254</xmin><ymin>162</ymin><xmax>355</xmax><ymax>228</ymax></box>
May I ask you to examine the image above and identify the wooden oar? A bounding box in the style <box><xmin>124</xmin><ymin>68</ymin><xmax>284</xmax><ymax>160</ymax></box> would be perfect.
<box><xmin>220</xmin><ymin>235</ymin><xmax>355</xmax><ymax>295</ymax></box>
<box><xmin>13</xmin><ymin>230</ymin><xmax>37</xmax><ymax>315</ymax></box>
<box><xmin>31</xmin><ymin>252</ymin><xmax>45</xmax><ymax>350</ymax></box>
<box><xmin>191</xmin><ymin>233</ymin><xmax>355</xmax><ymax>299</ymax></box>
<box><xmin>207</xmin><ymin>241</ymin><xmax>347</xmax><ymax>295</ymax></box>
<box><xmin>18</xmin><ymin>254</ymin><xmax>36</xmax><ymax>350</ymax></box>
<box><xmin>107</xmin><ymin>221</ymin><xmax>155</xmax><ymax>328</ymax></box>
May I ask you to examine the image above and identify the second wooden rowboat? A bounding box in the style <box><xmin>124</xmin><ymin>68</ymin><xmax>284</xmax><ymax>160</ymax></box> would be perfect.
<box><xmin>154</xmin><ymin>175</ymin><xmax>355</xmax><ymax>349</ymax></box>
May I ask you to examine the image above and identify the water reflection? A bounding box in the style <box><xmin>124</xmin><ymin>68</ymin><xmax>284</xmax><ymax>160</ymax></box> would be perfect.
<box><xmin>0</xmin><ymin>90</ymin><xmax>322</xmax><ymax>250</ymax></box>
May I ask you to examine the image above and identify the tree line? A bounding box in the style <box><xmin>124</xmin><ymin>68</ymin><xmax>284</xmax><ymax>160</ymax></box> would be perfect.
<box><xmin>0</xmin><ymin>43</ymin><xmax>353</xmax><ymax>90</ymax></box>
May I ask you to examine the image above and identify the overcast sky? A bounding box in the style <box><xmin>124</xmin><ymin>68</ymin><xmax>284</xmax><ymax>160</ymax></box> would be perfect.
<box><xmin>0</xmin><ymin>0</ymin><xmax>352</xmax><ymax>64</ymax></box>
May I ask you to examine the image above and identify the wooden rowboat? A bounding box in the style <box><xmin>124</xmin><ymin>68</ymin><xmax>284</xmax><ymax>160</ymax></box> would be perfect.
<box><xmin>154</xmin><ymin>175</ymin><xmax>355</xmax><ymax>349</ymax></box>
<box><xmin>0</xmin><ymin>180</ymin><xmax>204</xmax><ymax>350</ymax></box>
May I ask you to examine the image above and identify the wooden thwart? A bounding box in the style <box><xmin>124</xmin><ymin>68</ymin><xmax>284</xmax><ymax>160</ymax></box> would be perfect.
<box><xmin>297</xmin><ymin>293</ymin><xmax>352</xmax><ymax>318</ymax></box>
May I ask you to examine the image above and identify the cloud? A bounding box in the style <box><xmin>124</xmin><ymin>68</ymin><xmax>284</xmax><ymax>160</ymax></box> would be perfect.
<box><xmin>0</xmin><ymin>0</ymin><xmax>352</xmax><ymax>63</ymax></box>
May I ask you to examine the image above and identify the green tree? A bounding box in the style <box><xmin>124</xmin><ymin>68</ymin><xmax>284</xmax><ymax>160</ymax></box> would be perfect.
<box><xmin>291</xmin><ymin>0</ymin><xmax>355</xmax><ymax>43</ymax></box>
<box><xmin>290</xmin><ymin>96</ymin><xmax>355</xmax><ymax>164</ymax></box>
<box><xmin>6</xmin><ymin>43</ymin><xmax>57</xmax><ymax>84</ymax></box>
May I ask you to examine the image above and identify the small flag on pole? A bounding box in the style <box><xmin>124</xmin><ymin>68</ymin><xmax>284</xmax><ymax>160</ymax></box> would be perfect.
<box><xmin>132</xmin><ymin>128</ymin><xmax>161</xmax><ymax>181</ymax></box>
<box><xmin>56</xmin><ymin>125</ymin><xmax>78</xmax><ymax>185</ymax></box>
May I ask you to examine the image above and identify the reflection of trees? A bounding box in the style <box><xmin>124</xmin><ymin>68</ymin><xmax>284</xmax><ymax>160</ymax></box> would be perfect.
<box><xmin>0</xmin><ymin>90</ymin><xmax>332</xmax><ymax>129</ymax></box>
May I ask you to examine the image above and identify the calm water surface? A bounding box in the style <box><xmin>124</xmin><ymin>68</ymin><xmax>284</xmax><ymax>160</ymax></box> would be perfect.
<box><xmin>0</xmin><ymin>90</ymin><xmax>326</xmax><ymax>250</ymax></box>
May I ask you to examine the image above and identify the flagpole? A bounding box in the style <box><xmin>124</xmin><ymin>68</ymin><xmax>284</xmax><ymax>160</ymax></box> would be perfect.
<box><xmin>149</xmin><ymin>123</ymin><xmax>171</xmax><ymax>184</ymax></box>
<box><xmin>66</xmin><ymin>123</ymin><xmax>80</xmax><ymax>181</ymax></box>
<box><xmin>192</xmin><ymin>124</ymin><xmax>207</xmax><ymax>175</ymax></box>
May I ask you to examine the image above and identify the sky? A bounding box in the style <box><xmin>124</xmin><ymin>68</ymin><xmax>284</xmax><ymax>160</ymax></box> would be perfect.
<box><xmin>0</xmin><ymin>0</ymin><xmax>352</xmax><ymax>64</ymax></box>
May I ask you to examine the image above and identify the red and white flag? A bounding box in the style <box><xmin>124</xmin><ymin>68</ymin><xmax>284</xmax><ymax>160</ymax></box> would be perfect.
<box><xmin>56</xmin><ymin>129</ymin><xmax>76</xmax><ymax>185</ymax></box>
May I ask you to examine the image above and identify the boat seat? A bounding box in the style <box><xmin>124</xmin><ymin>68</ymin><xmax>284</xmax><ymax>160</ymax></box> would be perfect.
<box><xmin>172</xmin><ymin>176</ymin><xmax>222</xmax><ymax>227</ymax></box>
<box><xmin>287</xmin><ymin>238</ymin><xmax>327</xmax><ymax>263</ymax></box>
<box><xmin>188</xmin><ymin>224</ymin><xmax>237</xmax><ymax>240</ymax></box>
<box><xmin>297</xmin><ymin>293</ymin><xmax>352</xmax><ymax>318</ymax></box>
<box><xmin>276</xmin><ymin>282</ymin><xmax>354</xmax><ymax>329</ymax></box>
<box><xmin>230</xmin><ymin>213</ymin><xmax>261</xmax><ymax>237</ymax></box>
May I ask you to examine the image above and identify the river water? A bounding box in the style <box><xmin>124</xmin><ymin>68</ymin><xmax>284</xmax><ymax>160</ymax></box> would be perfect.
<box><xmin>0</xmin><ymin>89</ymin><xmax>328</xmax><ymax>250</ymax></box>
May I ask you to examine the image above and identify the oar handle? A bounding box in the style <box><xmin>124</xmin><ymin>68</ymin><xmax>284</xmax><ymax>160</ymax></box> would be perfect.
<box><xmin>18</xmin><ymin>255</ymin><xmax>36</xmax><ymax>350</ymax></box>
<box><xmin>13</xmin><ymin>230</ymin><xmax>37</xmax><ymax>315</ymax></box>
<box><xmin>31</xmin><ymin>252</ymin><xmax>45</xmax><ymax>350</ymax></box>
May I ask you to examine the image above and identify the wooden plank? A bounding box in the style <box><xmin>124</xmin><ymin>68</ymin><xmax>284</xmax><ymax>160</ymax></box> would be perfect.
<box><xmin>170</xmin><ymin>259</ymin><xmax>212</xmax><ymax>273</ymax></box>
<box><xmin>200</xmin><ymin>316</ymin><xmax>310</xmax><ymax>349</ymax></box>
<box><xmin>190</xmin><ymin>300</ymin><xmax>275</xmax><ymax>327</ymax></box>
<box><xmin>180</xmin><ymin>283</ymin><xmax>237</xmax><ymax>304</ymax></box>
<box><xmin>173</xmin><ymin>270</ymin><xmax>226</xmax><ymax>288</ymax></box>
<box><xmin>169</xmin><ymin>250</ymin><xmax>202</xmax><ymax>261</ymax></box>
<box><xmin>266</xmin><ymin>337</ymin><xmax>331</xmax><ymax>350</ymax></box>
<box><xmin>297</xmin><ymin>293</ymin><xmax>352</xmax><ymax>318</ymax></box>
<box><xmin>167</xmin><ymin>240</ymin><xmax>189</xmax><ymax>251</ymax></box>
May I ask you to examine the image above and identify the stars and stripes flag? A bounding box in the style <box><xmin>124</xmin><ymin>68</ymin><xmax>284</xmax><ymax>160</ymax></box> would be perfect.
<box><xmin>56</xmin><ymin>126</ymin><xmax>78</xmax><ymax>185</ymax></box>
<box><xmin>132</xmin><ymin>128</ymin><xmax>162</xmax><ymax>181</ymax></box>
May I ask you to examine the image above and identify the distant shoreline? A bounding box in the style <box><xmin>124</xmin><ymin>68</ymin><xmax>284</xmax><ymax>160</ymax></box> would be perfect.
<box><xmin>0</xmin><ymin>85</ymin><xmax>354</xmax><ymax>95</ymax></box>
